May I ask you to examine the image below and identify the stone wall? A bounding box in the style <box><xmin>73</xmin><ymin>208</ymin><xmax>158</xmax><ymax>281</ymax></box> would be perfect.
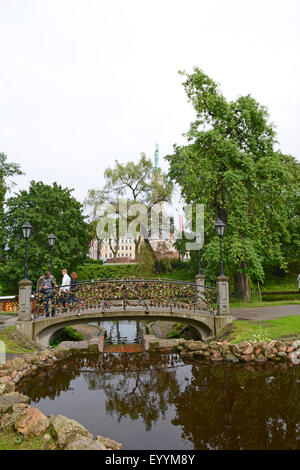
<box><xmin>149</xmin><ymin>336</ymin><xmax>300</xmax><ymax>365</ymax></box>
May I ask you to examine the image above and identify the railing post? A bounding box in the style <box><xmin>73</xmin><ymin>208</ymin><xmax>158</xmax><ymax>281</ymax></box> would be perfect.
<box><xmin>216</xmin><ymin>275</ymin><xmax>230</xmax><ymax>315</ymax></box>
<box><xmin>16</xmin><ymin>279</ymin><xmax>34</xmax><ymax>340</ymax></box>
<box><xmin>195</xmin><ymin>274</ymin><xmax>206</xmax><ymax>306</ymax></box>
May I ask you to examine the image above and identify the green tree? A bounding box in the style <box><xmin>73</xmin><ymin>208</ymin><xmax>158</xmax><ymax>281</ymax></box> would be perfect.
<box><xmin>1</xmin><ymin>181</ymin><xmax>89</xmax><ymax>293</ymax></box>
<box><xmin>85</xmin><ymin>153</ymin><xmax>173</xmax><ymax>263</ymax></box>
<box><xmin>0</xmin><ymin>152</ymin><xmax>23</xmax><ymax>260</ymax></box>
<box><xmin>136</xmin><ymin>242</ymin><xmax>156</xmax><ymax>276</ymax></box>
<box><xmin>166</xmin><ymin>68</ymin><xmax>300</xmax><ymax>300</ymax></box>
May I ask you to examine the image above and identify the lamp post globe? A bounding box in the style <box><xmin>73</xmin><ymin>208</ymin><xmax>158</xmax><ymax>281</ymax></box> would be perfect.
<box><xmin>22</xmin><ymin>221</ymin><xmax>32</xmax><ymax>240</ymax></box>
<box><xmin>214</xmin><ymin>219</ymin><xmax>226</xmax><ymax>276</ymax></box>
<box><xmin>47</xmin><ymin>233</ymin><xmax>56</xmax><ymax>248</ymax></box>
<box><xmin>22</xmin><ymin>221</ymin><xmax>32</xmax><ymax>279</ymax></box>
<box><xmin>47</xmin><ymin>234</ymin><xmax>56</xmax><ymax>274</ymax></box>
<box><xmin>214</xmin><ymin>219</ymin><xmax>225</xmax><ymax>237</ymax></box>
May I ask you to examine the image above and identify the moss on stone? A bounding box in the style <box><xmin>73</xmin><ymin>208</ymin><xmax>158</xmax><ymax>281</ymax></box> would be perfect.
<box><xmin>0</xmin><ymin>431</ymin><xmax>45</xmax><ymax>450</ymax></box>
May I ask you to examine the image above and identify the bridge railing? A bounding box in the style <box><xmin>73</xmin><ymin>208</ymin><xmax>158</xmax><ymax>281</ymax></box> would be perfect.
<box><xmin>32</xmin><ymin>278</ymin><xmax>216</xmax><ymax>319</ymax></box>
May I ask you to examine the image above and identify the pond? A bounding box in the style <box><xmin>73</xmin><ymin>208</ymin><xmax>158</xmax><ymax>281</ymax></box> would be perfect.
<box><xmin>17</xmin><ymin>350</ymin><xmax>300</xmax><ymax>450</ymax></box>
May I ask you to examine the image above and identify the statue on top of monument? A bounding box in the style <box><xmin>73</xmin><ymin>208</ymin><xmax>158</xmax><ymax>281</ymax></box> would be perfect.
<box><xmin>154</xmin><ymin>143</ymin><xmax>159</xmax><ymax>170</ymax></box>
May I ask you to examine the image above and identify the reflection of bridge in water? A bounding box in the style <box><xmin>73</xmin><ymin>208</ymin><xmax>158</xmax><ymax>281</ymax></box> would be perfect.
<box><xmin>16</xmin><ymin>278</ymin><xmax>234</xmax><ymax>346</ymax></box>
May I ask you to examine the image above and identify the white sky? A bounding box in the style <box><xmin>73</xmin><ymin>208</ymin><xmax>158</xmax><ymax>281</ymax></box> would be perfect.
<box><xmin>0</xmin><ymin>0</ymin><xmax>299</xmax><ymax>207</ymax></box>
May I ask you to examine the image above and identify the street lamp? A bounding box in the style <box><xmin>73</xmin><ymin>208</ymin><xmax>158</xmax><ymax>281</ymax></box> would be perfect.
<box><xmin>214</xmin><ymin>219</ymin><xmax>225</xmax><ymax>276</ymax></box>
<box><xmin>196</xmin><ymin>233</ymin><xmax>201</xmax><ymax>275</ymax></box>
<box><xmin>22</xmin><ymin>221</ymin><xmax>32</xmax><ymax>279</ymax></box>
<box><xmin>47</xmin><ymin>233</ymin><xmax>56</xmax><ymax>275</ymax></box>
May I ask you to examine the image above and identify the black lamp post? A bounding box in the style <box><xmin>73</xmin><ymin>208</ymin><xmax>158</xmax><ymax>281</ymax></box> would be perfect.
<box><xmin>47</xmin><ymin>233</ymin><xmax>56</xmax><ymax>275</ymax></box>
<box><xmin>214</xmin><ymin>219</ymin><xmax>225</xmax><ymax>276</ymax></box>
<box><xmin>196</xmin><ymin>233</ymin><xmax>201</xmax><ymax>275</ymax></box>
<box><xmin>22</xmin><ymin>221</ymin><xmax>32</xmax><ymax>279</ymax></box>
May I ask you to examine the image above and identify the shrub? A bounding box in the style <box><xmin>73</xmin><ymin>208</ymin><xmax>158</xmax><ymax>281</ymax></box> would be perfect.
<box><xmin>249</xmin><ymin>328</ymin><xmax>271</xmax><ymax>343</ymax></box>
<box><xmin>50</xmin><ymin>326</ymin><xmax>84</xmax><ymax>347</ymax></box>
<box><xmin>159</xmin><ymin>257</ymin><xmax>172</xmax><ymax>273</ymax></box>
<box><xmin>77</xmin><ymin>263</ymin><xmax>137</xmax><ymax>280</ymax></box>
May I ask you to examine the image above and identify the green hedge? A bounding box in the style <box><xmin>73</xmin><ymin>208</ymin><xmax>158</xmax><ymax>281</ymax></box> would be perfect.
<box><xmin>262</xmin><ymin>294</ymin><xmax>300</xmax><ymax>302</ymax></box>
<box><xmin>77</xmin><ymin>263</ymin><xmax>137</xmax><ymax>280</ymax></box>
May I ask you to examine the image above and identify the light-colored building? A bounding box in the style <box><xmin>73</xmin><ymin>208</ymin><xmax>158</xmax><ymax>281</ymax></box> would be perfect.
<box><xmin>89</xmin><ymin>237</ymin><xmax>136</xmax><ymax>262</ymax></box>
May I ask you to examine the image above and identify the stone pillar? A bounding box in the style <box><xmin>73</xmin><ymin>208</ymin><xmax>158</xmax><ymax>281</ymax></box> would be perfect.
<box><xmin>195</xmin><ymin>274</ymin><xmax>206</xmax><ymax>306</ymax></box>
<box><xmin>18</xmin><ymin>279</ymin><xmax>33</xmax><ymax>321</ymax></box>
<box><xmin>216</xmin><ymin>275</ymin><xmax>230</xmax><ymax>315</ymax></box>
<box><xmin>16</xmin><ymin>279</ymin><xmax>34</xmax><ymax>341</ymax></box>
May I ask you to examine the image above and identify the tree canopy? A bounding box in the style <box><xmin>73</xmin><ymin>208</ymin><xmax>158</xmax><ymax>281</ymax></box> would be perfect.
<box><xmin>85</xmin><ymin>153</ymin><xmax>173</xmax><ymax>262</ymax></box>
<box><xmin>166</xmin><ymin>68</ymin><xmax>300</xmax><ymax>299</ymax></box>
<box><xmin>1</xmin><ymin>181</ymin><xmax>89</xmax><ymax>293</ymax></box>
<box><xmin>0</xmin><ymin>152</ymin><xmax>23</xmax><ymax>260</ymax></box>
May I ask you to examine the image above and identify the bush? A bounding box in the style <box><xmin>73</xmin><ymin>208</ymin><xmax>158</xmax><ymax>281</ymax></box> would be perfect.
<box><xmin>83</xmin><ymin>258</ymin><xmax>104</xmax><ymax>265</ymax></box>
<box><xmin>49</xmin><ymin>326</ymin><xmax>84</xmax><ymax>347</ymax></box>
<box><xmin>65</xmin><ymin>326</ymin><xmax>84</xmax><ymax>341</ymax></box>
<box><xmin>77</xmin><ymin>263</ymin><xmax>137</xmax><ymax>280</ymax></box>
<box><xmin>262</xmin><ymin>294</ymin><xmax>300</xmax><ymax>302</ymax></box>
<box><xmin>170</xmin><ymin>259</ymin><xmax>188</xmax><ymax>270</ymax></box>
<box><xmin>159</xmin><ymin>257</ymin><xmax>172</xmax><ymax>273</ymax></box>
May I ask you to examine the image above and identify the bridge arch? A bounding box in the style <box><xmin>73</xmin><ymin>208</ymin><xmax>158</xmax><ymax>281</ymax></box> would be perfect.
<box><xmin>34</xmin><ymin>310</ymin><xmax>215</xmax><ymax>346</ymax></box>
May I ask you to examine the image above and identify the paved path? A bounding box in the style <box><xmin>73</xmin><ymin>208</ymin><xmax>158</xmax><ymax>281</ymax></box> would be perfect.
<box><xmin>0</xmin><ymin>314</ymin><xmax>17</xmax><ymax>330</ymax></box>
<box><xmin>231</xmin><ymin>304</ymin><xmax>300</xmax><ymax>321</ymax></box>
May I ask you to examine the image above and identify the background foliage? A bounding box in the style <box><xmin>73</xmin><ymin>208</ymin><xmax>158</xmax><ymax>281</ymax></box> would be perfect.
<box><xmin>1</xmin><ymin>181</ymin><xmax>89</xmax><ymax>293</ymax></box>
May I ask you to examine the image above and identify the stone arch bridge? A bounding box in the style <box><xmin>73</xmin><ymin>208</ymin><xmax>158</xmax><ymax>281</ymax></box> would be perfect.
<box><xmin>16</xmin><ymin>277</ymin><xmax>233</xmax><ymax>346</ymax></box>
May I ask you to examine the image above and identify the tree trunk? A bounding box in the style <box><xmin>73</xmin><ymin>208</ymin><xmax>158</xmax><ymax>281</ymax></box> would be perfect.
<box><xmin>234</xmin><ymin>267</ymin><xmax>251</xmax><ymax>301</ymax></box>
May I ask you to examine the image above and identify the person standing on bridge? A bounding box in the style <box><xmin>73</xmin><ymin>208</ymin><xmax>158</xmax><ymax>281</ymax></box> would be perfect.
<box><xmin>37</xmin><ymin>271</ymin><xmax>57</xmax><ymax>317</ymax></box>
<box><xmin>70</xmin><ymin>272</ymin><xmax>81</xmax><ymax>305</ymax></box>
<box><xmin>60</xmin><ymin>268</ymin><xmax>71</xmax><ymax>310</ymax></box>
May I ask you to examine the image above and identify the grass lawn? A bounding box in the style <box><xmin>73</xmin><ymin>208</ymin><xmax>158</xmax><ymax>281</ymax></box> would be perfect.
<box><xmin>230</xmin><ymin>299</ymin><xmax>300</xmax><ymax>309</ymax></box>
<box><xmin>223</xmin><ymin>316</ymin><xmax>300</xmax><ymax>344</ymax></box>
<box><xmin>0</xmin><ymin>326</ymin><xmax>35</xmax><ymax>354</ymax></box>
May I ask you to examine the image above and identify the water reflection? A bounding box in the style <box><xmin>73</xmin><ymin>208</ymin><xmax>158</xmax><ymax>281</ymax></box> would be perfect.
<box><xmin>17</xmin><ymin>354</ymin><xmax>300</xmax><ymax>450</ymax></box>
<box><xmin>89</xmin><ymin>320</ymin><xmax>145</xmax><ymax>344</ymax></box>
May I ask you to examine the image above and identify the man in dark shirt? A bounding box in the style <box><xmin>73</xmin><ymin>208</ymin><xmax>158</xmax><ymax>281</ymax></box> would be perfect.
<box><xmin>36</xmin><ymin>271</ymin><xmax>57</xmax><ymax>317</ymax></box>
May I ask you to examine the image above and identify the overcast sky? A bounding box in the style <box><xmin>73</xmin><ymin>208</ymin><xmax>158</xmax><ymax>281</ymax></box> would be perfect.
<box><xmin>0</xmin><ymin>0</ymin><xmax>299</xmax><ymax>207</ymax></box>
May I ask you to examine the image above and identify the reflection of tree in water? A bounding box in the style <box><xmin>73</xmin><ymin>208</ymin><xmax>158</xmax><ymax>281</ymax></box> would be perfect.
<box><xmin>17</xmin><ymin>352</ymin><xmax>182</xmax><ymax>432</ymax></box>
<box><xmin>17</xmin><ymin>356</ymin><xmax>85</xmax><ymax>402</ymax></box>
<box><xmin>18</xmin><ymin>353</ymin><xmax>300</xmax><ymax>449</ymax></box>
<box><xmin>82</xmin><ymin>353</ymin><xmax>181</xmax><ymax>432</ymax></box>
<box><xmin>170</xmin><ymin>363</ymin><xmax>300</xmax><ymax>450</ymax></box>
<box><xmin>101</xmin><ymin>368</ymin><xmax>179</xmax><ymax>432</ymax></box>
